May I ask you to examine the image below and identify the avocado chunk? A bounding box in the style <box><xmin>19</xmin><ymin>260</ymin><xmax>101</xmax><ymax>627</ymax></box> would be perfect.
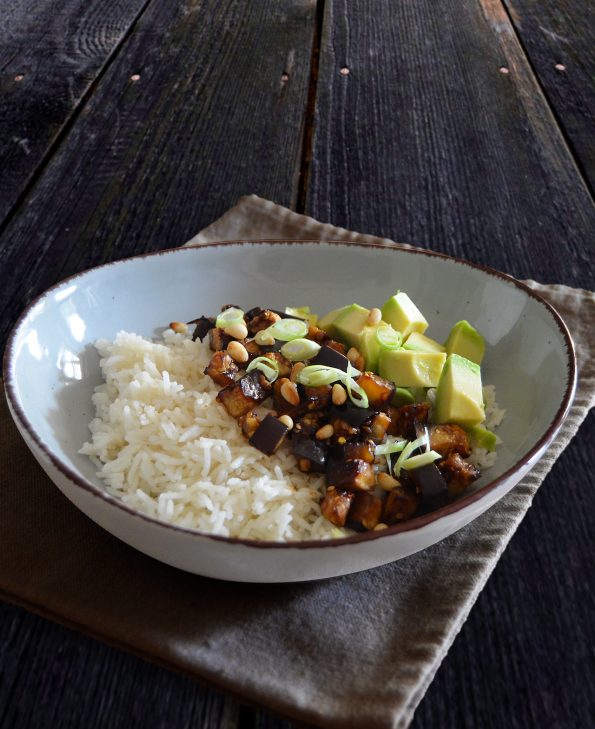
<box><xmin>444</xmin><ymin>320</ymin><xmax>485</xmax><ymax>365</ymax></box>
<box><xmin>381</xmin><ymin>292</ymin><xmax>428</xmax><ymax>338</ymax></box>
<box><xmin>332</xmin><ymin>303</ymin><xmax>370</xmax><ymax>348</ymax></box>
<box><xmin>468</xmin><ymin>425</ymin><xmax>497</xmax><ymax>452</ymax></box>
<box><xmin>358</xmin><ymin>322</ymin><xmax>401</xmax><ymax>371</ymax></box>
<box><xmin>319</xmin><ymin>305</ymin><xmax>348</xmax><ymax>336</ymax></box>
<box><xmin>378</xmin><ymin>349</ymin><xmax>446</xmax><ymax>388</ymax></box>
<box><xmin>403</xmin><ymin>332</ymin><xmax>446</xmax><ymax>354</ymax></box>
<box><xmin>434</xmin><ymin>354</ymin><xmax>485</xmax><ymax>428</ymax></box>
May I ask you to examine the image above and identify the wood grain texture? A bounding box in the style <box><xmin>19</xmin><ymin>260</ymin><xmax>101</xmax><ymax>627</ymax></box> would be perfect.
<box><xmin>307</xmin><ymin>0</ymin><xmax>595</xmax><ymax>289</ymax></box>
<box><xmin>0</xmin><ymin>0</ymin><xmax>150</xmax><ymax>224</ymax></box>
<box><xmin>0</xmin><ymin>0</ymin><xmax>317</xmax><ymax>350</ymax></box>
<box><xmin>503</xmin><ymin>0</ymin><xmax>595</xmax><ymax>188</ymax></box>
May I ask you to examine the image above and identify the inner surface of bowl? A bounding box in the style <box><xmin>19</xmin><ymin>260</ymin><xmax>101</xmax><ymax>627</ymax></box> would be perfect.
<box><xmin>7</xmin><ymin>242</ymin><xmax>573</xmax><ymax>529</ymax></box>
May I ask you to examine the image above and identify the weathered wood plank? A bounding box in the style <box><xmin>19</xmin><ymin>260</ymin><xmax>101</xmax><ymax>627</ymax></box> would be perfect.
<box><xmin>307</xmin><ymin>0</ymin><xmax>595</xmax><ymax>289</ymax></box>
<box><xmin>503</xmin><ymin>0</ymin><xmax>595</xmax><ymax>188</ymax></box>
<box><xmin>0</xmin><ymin>0</ymin><xmax>150</xmax><ymax>224</ymax></box>
<box><xmin>0</xmin><ymin>0</ymin><xmax>316</xmax><ymax>350</ymax></box>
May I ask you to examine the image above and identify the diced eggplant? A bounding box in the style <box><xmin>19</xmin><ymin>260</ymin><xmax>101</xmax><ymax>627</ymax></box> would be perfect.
<box><xmin>331</xmin><ymin>401</ymin><xmax>376</xmax><ymax>427</ymax></box>
<box><xmin>320</xmin><ymin>486</ymin><xmax>355</xmax><ymax>527</ymax></box>
<box><xmin>356</xmin><ymin>372</ymin><xmax>395</xmax><ymax>409</ymax></box>
<box><xmin>363</xmin><ymin>412</ymin><xmax>391</xmax><ymax>442</ymax></box>
<box><xmin>407</xmin><ymin>463</ymin><xmax>448</xmax><ymax>509</ymax></box>
<box><xmin>303</xmin><ymin>385</ymin><xmax>332</xmax><ymax>411</ymax></box>
<box><xmin>204</xmin><ymin>351</ymin><xmax>238</xmax><ymax>387</ymax></box>
<box><xmin>189</xmin><ymin>315</ymin><xmax>215</xmax><ymax>342</ymax></box>
<box><xmin>311</xmin><ymin>345</ymin><xmax>350</xmax><ymax>372</ymax></box>
<box><xmin>246</xmin><ymin>309</ymin><xmax>281</xmax><ymax>334</ymax></box>
<box><xmin>209</xmin><ymin>327</ymin><xmax>233</xmax><ymax>352</ymax></box>
<box><xmin>347</xmin><ymin>492</ymin><xmax>383</xmax><ymax>531</ymax></box>
<box><xmin>244</xmin><ymin>339</ymin><xmax>263</xmax><ymax>361</ymax></box>
<box><xmin>216</xmin><ymin>371</ymin><xmax>272</xmax><ymax>418</ymax></box>
<box><xmin>272</xmin><ymin>379</ymin><xmax>306</xmax><ymax>417</ymax></box>
<box><xmin>386</xmin><ymin>402</ymin><xmax>430</xmax><ymax>438</ymax></box>
<box><xmin>307</xmin><ymin>324</ymin><xmax>330</xmax><ymax>344</ymax></box>
<box><xmin>262</xmin><ymin>352</ymin><xmax>292</xmax><ymax>378</ymax></box>
<box><xmin>329</xmin><ymin>439</ymin><xmax>375</xmax><ymax>464</ymax></box>
<box><xmin>439</xmin><ymin>453</ymin><xmax>480</xmax><ymax>496</ymax></box>
<box><xmin>291</xmin><ymin>435</ymin><xmax>327</xmax><ymax>472</ymax></box>
<box><xmin>326</xmin><ymin>458</ymin><xmax>375</xmax><ymax>492</ymax></box>
<box><xmin>293</xmin><ymin>412</ymin><xmax>324</xmax><ymax>436</ymax></box>
<box><xmin>329</xmin><ymin>417</ymin><xmax>359</xmax><ymax>440</ymax></box>
<box><xmin>429</xmin><ymin>424</ymin><xmax>471</xmax><ymax>458</ymax></box>
<box><xmin>239</xmin><ymin>411</ymin><xmax>261</xmax><ymax>439</ymax></box>
<box><xmin>249</xmin><ymin>415</ymin><xmax>289</xmax><ymax>455</ymax></box>
<box><xmin>382</xmin><ymin>484</ymin><xmax>420</xmax><ymax>524</ymax></box>
<box><xmin>326</xmin><ymin>340</ymin><xmax>347</xmax><ymax>355</ymax></box>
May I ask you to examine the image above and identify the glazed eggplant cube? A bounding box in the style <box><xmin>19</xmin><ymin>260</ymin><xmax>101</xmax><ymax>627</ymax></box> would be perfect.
<box><xmin>216</xmin><ymin>371</ymin><xmax>272</xmax><ymax>418</ymax></box>
<box><xmin>364</xmin><ymin>412</ymin><xmax>391</xmax><ymax>441</ymax></box>
<box><xmin>329</xmin><ymin>417</ymin><xmax>359</xmax><ymax>440</ymax></box>
<box><xmin>382</xmin><ymin>484</ymin><xmax>420</xmax><ymax>524</ymax></box>
<box><xmin>249</xmin><ymin>415</ymin><xmax>289</xmax><ymax>455</ymax></box>
<box><xmin>263</xmin><ymin>352</ymin><xmax>292</xmax><ymax>378</ymax></box>
<box><xmin>204</xmin><ymin>351</ymin><xmax>238</xmax><ymax>387</ymax></box>
<box><xmin>387</xmin><ymin>402</ymin><xmax>430</xmax><ymax>438</ymax></box>
<box><xmin>347</xmin><ymin>492</ymin><xmax>383</xmax><ymax>531</ymax></box>
<box><xmin>329</xmin><ymin>439</ymin><xmax>375</xmax><ymax>464</ymax></box>
<box><xmin>209</xmin><ymin>327</ymin><xmax>233</xmax><ymax>352</ymax></box>
<box><xmin>293</xmin><ymin>412</ymin><xmax>324</xmax><ymax>436</ymax></box>
<box><xmin>321</xmin><ymin>486</ymin><xmax>354</xmax><ymax>527</ymax></box>
<box><xmin>429</xmin><ymin>424</ymin><xmax>471</xmax><ymax>458</ymax></box>
<box><xmin>190</xmin><ymin>315</ymin><xmax>215</xmax><ymax>342</ymax></box>
<box><xmin>356</xmin><ymin>372</ymin><xmax>395</xmax><ymax>408</ymax></box>
<box><xmin>407</xmin><ymin>463</ymin><xmax>448</xmax><ymax>509</ymax></box>
<box><xmin>246</xmin><ymin>309</ymin><xmax>281</xmax><ymax>334</ymax></box>
<box><xmin>331</xmin><ymin>401</ymin><xmax>376</xmax><ymax>428</ymax></box>
<box><xmin>303</xmin><ymin>385</ymin><xmax>332</xmax><ymax>411</ymax></box>
<box><xmin>327</xmin><ymin>458</ymin><xmax>375</xmax><ymax>492</ymax></box>
<box><xmin>311</xmin><ymin>345</ymin><xmax>350</xmax><ymax>372</ymax></box>
<box><xmin>272</xmin><ymin>379</ymin><xmax>306</xmax><ymax>417</ymax></box>
<box><xmin>291</xmin><ymin>435</ymin><xmax>327</xmax><ymax>472</ymax></box>
<box><xmin>439</xmin><ymin>453</ymin><xmax>480</xmax><ymax>496</ymax></box>
<box><xmin>239</xmin><ymin>411</ymin><xmax>261</xmax><ymax>439</ymax></box>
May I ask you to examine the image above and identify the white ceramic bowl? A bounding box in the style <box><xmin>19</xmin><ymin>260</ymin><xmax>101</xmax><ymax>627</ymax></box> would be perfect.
<box><xmin>4</xmin><ymin>241</ymin><xmax>576</xmax><ymax>582</ymax></box>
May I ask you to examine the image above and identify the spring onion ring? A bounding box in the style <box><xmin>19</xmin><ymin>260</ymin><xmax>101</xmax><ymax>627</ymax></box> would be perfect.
<box><xmin>393</xmin><ymin>434</ymin><xmax>428</xmax><ymax>476</ymax></box>
<box><xmin>246</xmin><ymin>356</ymin><xmax>279</xmax><ymax>383</ymax></box>
<box><xmin>280</xmin><ymin>338</ymin><xmax>321</xmax><ymax>361</ymax></box>
<box><xmin>375</xmin><ymin>324</ymin><xmax>402</xmax><ymax>350</ymax></box>
<box><xmin>267</xmin><ymin>318</ymin><xmax>309</xmax><ymax>341</ymax></box>
<box><xmin>215</xmin><ymin>307</ymin><xmax>244</xmax><ymax>329</ymax></box>
<box><xmin>400</xmin><ymin>451</ymin><xmax>442</xmax><ymax>470</ymax></box>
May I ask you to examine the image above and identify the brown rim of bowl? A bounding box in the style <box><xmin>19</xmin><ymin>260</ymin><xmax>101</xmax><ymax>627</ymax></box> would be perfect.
<box><xmin>3</xmin><ymin>240</ymin><xmax>577</xmax><ymax>550</ymax></box>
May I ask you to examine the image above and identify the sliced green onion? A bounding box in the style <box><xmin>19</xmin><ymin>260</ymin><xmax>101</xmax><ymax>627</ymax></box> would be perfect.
<box><xmin>280</xmin><ymin>338</ymin><xmax>321</xmax><ymax>361</ymax></box>
<box><xmin>393</xmin><ymin>434</ymin><xmax>428</xmax><ymax>476</ymax></box>
<box><xmin>375</xmin><ymin>324</ymin><xmax>402</xmax><ymax>350</ymax></box>
<box><xmin>246</xmin><ymin>356</ymin><xmax>279</xmax><ymax>383</ymax></box>
<box><xmin>215</xmin><ymin>307</ymin><xmax>244</xmax><ymax>329</ymax></box>
<box><xmin>375</xmin><ymin>438</ymin><xmax>408</xmax><ymax>456</ymax></box>
<box><xmin>267</xmin><ymin>318</ymin><xmax>308</xmax><ymax>341</ymax></box>
<box><xmin>345</xmin><ymin>361</ymin><xmax>369</xmax><ymax>409</ymax></box>
<box><xmin>297</xmin><ymin>365</ymin><xmax>347</xmax><ymax>387</ymax></box>
<box><xmin>285</xmin><ymin>306</ymin><xmax>318</xmax><ymax>327</ymax></box>
<box><xmin>400</xmin><ymin>451</ymin><xmax>442</xmax><ymax>470</ymax></box>
<box><xmin>254</xmin><ymin>329</ymin><xmax>276</xmax><ymax>346</ymax></box>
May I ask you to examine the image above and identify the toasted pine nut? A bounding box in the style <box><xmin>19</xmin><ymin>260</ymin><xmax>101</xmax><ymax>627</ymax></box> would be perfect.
<box><xmin>290</xmin><ymin>361</ymin><xmax>306</xmax><ymax>383</ymax></box>
<box><xmin>347</xmin><ymin>347</ymin><xmax>365</xmax><ymax>370</ymax></box>
<box><xmin>227</xmin><ymin>340</ymin><xmax>249</xmax><ymax>363</ymax></box>
<box><xmin>278</xmin><ymin>414</ymin><xmax>294</xmax><ymax>430</ymax></box>
<box><xmin>169</xmin><ymin>321</ymin><xmax>188</xmax><ymax>334</ymax></box>
<box><xmin>280</xmin><ymin>380</ymin><xmax>300</xmax><ymax>406</ymax></box>
<box><xmin>378</xmin><ymin>472</ymin><xmax>400</xmax><ymax>491</ymax></box>
<box><xmin>373</xmin><ymin>522</ymin><xmax>388</xmax><ymax>531</ymax></box>
<box><xmin>255</xmin><ymin>330</ymin><xmax>275</xmax><ymax>346</ymax></box>
<box><xmin>337</xmin><ymin>436</ymin><xmax>346</xmax><ymax>445</ymax></box>
<box><xmin>332</xmin><ymin>383</ymin><xmax>347</xmax><ymax>405</ymax></box>
<box><xmin>224</xmin><ymin>321</ymin><xmax>248</xmax><ymax>340</ymax></box>
<box><xmin>367</xmin><ymin>308</ymin><xmax>382</xmax><ymax>327</ymax></box>
<box><xmin>315</xmin><ymin>423</ymin><xmax>334</xmax><ymax>440</ymax></box>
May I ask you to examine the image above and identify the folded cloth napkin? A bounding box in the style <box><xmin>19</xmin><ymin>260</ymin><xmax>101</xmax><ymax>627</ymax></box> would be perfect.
<box><xmin>1</xmin><ymin>195</ymin><xmax>594</xmax><ymax>729</ymax></box>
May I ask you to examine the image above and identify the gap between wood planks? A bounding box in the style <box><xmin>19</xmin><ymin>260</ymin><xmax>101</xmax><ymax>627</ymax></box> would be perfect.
<box><xmin>0</xmin><ymin>0</ymin><xmax>155</xmax><ymax>242</ymax></box>
<box><xmin>294</xmin><ymin>0</ymin><xmax>326</xmax><ymax>214</ymax></box>
<box><xmin>482</xmin><ymin>0</ymin><xmax>594</xmax><ymax>200</ymax></box>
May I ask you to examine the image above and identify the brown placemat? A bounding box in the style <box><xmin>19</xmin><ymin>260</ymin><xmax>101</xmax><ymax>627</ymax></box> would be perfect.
<box><xmin>2</xmin><ymin>196</ymin><xmax>594</xmax><ymax>729</ymax></box>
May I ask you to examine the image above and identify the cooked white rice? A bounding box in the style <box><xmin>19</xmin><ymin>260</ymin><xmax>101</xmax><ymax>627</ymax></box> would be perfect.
<box><xmin>80</xmin><ymin>330</ymin><xmax>340</xmax><ymax>541</ymax></box>
<box><xmin>81</xmin><ymin>330</ymin><xmax>504</xmax><ymax>540</ymax></box>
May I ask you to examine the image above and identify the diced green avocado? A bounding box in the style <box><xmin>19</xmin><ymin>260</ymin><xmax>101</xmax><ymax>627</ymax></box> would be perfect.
<box><xmin>434</xmin><ymin>354</ymin><xmax>485</xmax><ymax>428</ymax></box>
<box><xmin>318</xmin><ymin>305</ymin><xmax>349</xmax><ymax>336</ymax></box>
<box><xmin>403</xmin><ymin>332</ymin><xmax>446</xmax><ymax>354</ymax></box>
<box><xmin>392</xmin><ymin>387</ymin><xmax>415</xmax><ymax>407</ymax></box>
<box><xmin>378</xmin><ymin>349</ymin><xmax>446</xmax><ymax>387</ymax></box>
<box><xmin>332</xmin><ymin>303</ymin><xmax>370</xmax><ymax>348</ymax></box>
<box><xmin>444</xmin><ymin>320</ymin><xmax>485</xmax><ymax>365</ymax></box>
<box><xmin>358</xmin><ymin>322</ymin><xmax>401</xmax><ymax>371</ymax></box>
<box><xmin>381</xmin><ymin>292</ymin><xmax>428</xmax><ymax>338</ymax></box>
<box><xmin>468</xmin><ymin>425</ymin><xmax>497</xmax><ymax>452</ymax></box>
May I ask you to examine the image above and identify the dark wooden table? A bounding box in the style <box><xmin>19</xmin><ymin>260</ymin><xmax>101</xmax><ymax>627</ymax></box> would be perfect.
<box><xmin>1</xmin><ymin>1</ymin><xmax>593</xmax><ymax>727</ymax></box>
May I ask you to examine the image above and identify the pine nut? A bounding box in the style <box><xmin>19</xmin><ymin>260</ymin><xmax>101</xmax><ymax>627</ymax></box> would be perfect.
<box><xmin>224</xmin><ymin>321</ymin><xmax>248</xmax><ymax>340</ymax></box>
<box><xmin>227</xmin><ymin>340</ymin><xmax>249</xmax><ymax>363</ymax></box>
<box><xmin>290</xmin><ymin>361</ymin><xmax>306</xmax><ymax>383</ymax></box>
<box><xmin>280</xmin><ymin>380</ymin><xmax>300</xmax><ymax>406</ymax></box>
<box><xmin>367</xmin><ymin>308</ymin><xmax>382</xmax><ymax>327</ymax></box>
<box><xmin>169</xmin><ymin>321</ymin><xmax>188</xmax><ymax>334</ymax></box>
<box><xmin>332</xmin><ymin>383</ymin><xmax>347</xmax><ymax>405</ymax></box>
<box><xmin>315</xmin><ymin>424</ymin><xmax>334</xmax><ymax>440</ymax></box>
<box><xmin>347</xmin><ymin>347</ymin><xmax>364</xmax><ymax>370</ymax></box>
<box><xmin>278</xmin><ymin>414</ymin><xmax>294</xmax><ymax>430</ymax></box>
<box><xmin>373</xmin><ymin>522</ymin><xmax>388</xmax><ymax>531</ymax></box>
<box><xmin>378</xmin><ymin>472</ymin><xmax>400</xmax><ymax>491</ymax></box>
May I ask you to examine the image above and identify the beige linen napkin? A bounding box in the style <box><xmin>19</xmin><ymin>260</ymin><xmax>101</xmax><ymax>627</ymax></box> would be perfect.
<box><xmin>1</xmin><ymin>195</ymin><xmax>593</xmax><ymax>729</ymax></box>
